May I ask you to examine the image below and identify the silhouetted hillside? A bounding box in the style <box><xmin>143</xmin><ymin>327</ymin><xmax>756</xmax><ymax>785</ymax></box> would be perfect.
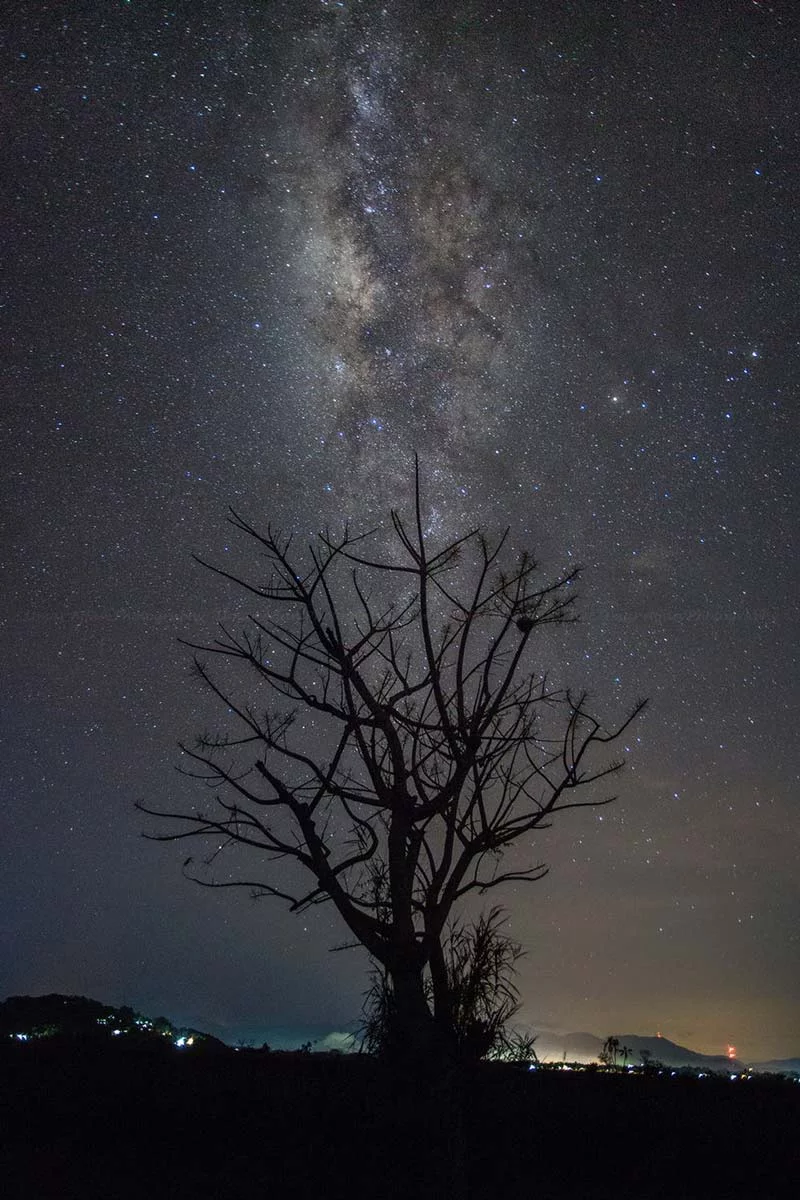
<box><xmin>534</xmin><ymin>1029</ymin><xmax>745</xmax><ymax>1070</ymax></box>
<box><xmin>0</xmin><ymin>993</ymin><xmax>224</xmax><ymax>1051</ymax></box>
<box><xmin>614</xmin><ymin>1033</ymin><xmax>742</xmax><ymax>1071</ymax></box>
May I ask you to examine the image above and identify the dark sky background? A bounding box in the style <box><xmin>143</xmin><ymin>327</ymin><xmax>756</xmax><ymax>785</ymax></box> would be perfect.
<box><xmin>2</xmin><ymin>0</ymin><xmax>798</xmax><ymax>1060</ymax></box>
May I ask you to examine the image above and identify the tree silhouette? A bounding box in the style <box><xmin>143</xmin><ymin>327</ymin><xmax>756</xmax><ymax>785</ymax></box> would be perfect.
<box><xmin>600</xmin><ymin>1036</ymin><xmax>621</xmax><ymax>1067</ymax></box>
<box><xmin>140</xmin><ymin>464</ymin><xmax>645</xmax><ymax>1061</ymax></box>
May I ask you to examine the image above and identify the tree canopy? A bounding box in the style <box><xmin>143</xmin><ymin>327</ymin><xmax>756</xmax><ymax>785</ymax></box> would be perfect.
<box><xmin>141</xmin><ymin>466</ymin><xmax>645</xmax><ymax>1060</ymax></box>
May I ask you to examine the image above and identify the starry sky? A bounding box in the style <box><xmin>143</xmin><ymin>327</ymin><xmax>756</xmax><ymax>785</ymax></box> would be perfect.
<box><xmin>2</xmin><ymin>0</ymin><xmax>798</xmax><ymax>1060</ymax></box>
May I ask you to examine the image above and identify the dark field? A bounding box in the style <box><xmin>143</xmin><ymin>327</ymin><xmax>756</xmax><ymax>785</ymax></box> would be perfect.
<box><xmin>2</xmin><ymin>1043</ymin><xmax>798</xmax><ymax>1199</ymax></box>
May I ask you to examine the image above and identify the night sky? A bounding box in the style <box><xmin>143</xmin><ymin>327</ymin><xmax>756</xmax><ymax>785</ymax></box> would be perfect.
<box><xmin>3</xmin><ymin>0</ymin><xmax>798</xmax><ymax>1060</ymax></box>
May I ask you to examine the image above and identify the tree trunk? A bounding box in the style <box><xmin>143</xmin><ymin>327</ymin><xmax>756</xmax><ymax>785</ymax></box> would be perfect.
<box><xmin>387</xmin><ymin>963</ymin><xmax>436</xmax><ymax>1064</ymax></box>
<box><xmin>428</xmin><ymin>934</ymin><xmax>456</xmax><ymax>1047</ymax></box>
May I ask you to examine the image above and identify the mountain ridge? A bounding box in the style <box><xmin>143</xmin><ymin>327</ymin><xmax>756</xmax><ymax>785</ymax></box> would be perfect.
<box><xmin>3</xmin><ymin>994</ymin><xmax>798</xmax><ymax>1074</ymax></box>
<box><xmin>532</xmin><ymin>1028</ymin><xmax>799</xmax><ymax>1074</ymax></box>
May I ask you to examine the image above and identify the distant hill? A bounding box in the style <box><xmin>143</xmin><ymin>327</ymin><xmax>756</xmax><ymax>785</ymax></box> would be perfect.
<box><xmin>0</xmin><ymin>993</ymin><xmax>224</xmax><ymax>1050</ymax></box>
<box><xmin>532</xmin><ymin>1029</ymin><xmax>743</xmax><ymax>1070</ymax></box>
<box><xmin>613</xmin><ymin>1034</ymin><xmax>740</xmax><ymax>1072</ymax></box>
<box><xmin>559</xmin><ymin>1031</ymin><xmax>605</xmax><ymax>1059</ymax></box>
<box><xmin>4</xmin><ymin>996</ymin><xmax>797</xmax><ymax>1076</ymax></box>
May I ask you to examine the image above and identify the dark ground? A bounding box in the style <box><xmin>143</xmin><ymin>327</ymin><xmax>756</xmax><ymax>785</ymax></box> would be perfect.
<box><xmin>1</xmin><ymin>1042</ymin><xmax>798</xmax><ymax>1199</ymax></box>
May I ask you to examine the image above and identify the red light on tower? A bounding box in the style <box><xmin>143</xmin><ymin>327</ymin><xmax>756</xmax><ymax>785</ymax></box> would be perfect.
<box><xmin>727</xmin><ymin>1045</ymin><xmax>736</xmax><ymax>1060</ymax></box>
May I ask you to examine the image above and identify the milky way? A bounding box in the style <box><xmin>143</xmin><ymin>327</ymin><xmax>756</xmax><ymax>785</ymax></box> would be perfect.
<box><xmin>2</xmin><ymin>0</ymin><xmax>798</xmax><ymax>1058</ymax></box>
<box><xmin>264</xmin><ymin>1</ymin><xmax>629</xmax><ymax>518</ymax></box>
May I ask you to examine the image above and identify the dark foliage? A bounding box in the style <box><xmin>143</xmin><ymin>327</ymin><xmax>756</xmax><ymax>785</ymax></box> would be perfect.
<box><xmin>361</xmin><ymin>906</ymin><xmax>535</xmax><ymax>1061</ymax></box>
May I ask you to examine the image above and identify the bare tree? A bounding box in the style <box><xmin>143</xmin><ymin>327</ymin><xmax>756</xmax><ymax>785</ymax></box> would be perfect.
<box><xmin>140</xmin><ymin>464</ymin><xmax>645</xmax><ymax>1061</ymax></box>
